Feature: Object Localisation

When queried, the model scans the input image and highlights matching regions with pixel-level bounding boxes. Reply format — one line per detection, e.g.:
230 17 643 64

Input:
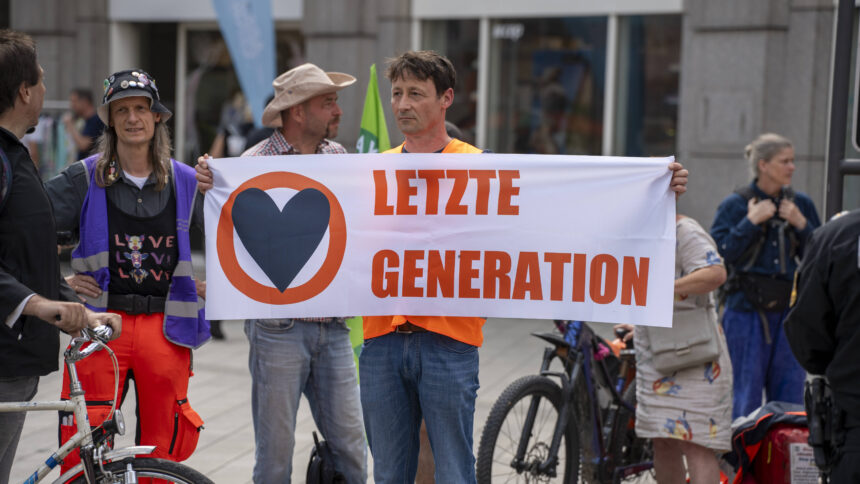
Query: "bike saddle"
531 332 571 349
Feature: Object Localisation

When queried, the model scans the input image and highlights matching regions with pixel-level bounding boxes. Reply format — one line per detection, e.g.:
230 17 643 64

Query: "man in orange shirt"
360 50 689 483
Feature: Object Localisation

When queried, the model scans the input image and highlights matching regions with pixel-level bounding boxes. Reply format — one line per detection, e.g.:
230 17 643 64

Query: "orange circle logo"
216 172 346 304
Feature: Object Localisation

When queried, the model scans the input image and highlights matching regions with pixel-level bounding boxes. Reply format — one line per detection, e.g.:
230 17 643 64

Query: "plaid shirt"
244 129 346 323
242 129 348 156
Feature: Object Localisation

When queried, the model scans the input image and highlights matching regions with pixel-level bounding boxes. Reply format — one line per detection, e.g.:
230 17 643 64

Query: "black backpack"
307 431 346 484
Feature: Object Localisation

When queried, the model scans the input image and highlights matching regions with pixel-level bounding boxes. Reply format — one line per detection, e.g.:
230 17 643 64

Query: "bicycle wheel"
476 375 579 484
607 381 654 484
70 457 214 484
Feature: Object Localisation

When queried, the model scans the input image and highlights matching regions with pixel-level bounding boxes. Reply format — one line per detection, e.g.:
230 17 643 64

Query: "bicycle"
476 320 653 483
0 325 213 484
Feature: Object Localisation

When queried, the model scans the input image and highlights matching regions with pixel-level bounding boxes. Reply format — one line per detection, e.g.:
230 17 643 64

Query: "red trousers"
58 310 202 474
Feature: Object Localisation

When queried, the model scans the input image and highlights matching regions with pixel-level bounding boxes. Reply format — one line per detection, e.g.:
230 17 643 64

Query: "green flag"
346 316 363 378
356 64 391 153
350 65 390 377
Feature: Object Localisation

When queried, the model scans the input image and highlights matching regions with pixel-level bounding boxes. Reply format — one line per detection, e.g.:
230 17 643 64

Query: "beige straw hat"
261 63 356 128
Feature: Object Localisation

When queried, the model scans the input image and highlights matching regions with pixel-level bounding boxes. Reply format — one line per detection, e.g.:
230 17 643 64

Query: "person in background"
618 214 732 483
710 133 820 419
63 87 104 161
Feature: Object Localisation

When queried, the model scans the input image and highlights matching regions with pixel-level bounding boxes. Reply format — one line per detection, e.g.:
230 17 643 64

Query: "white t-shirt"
123 171 148 189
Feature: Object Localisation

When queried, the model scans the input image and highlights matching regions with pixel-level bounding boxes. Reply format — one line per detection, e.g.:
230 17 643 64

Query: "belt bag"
738 273 793 312
646 306 721 374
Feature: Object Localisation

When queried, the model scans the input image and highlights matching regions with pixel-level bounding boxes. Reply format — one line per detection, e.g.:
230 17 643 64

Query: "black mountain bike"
476 320 654 483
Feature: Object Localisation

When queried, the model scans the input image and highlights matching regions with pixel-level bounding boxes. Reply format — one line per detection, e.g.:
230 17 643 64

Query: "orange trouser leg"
128 311 192 461
58 310 193 479
59 310 133 475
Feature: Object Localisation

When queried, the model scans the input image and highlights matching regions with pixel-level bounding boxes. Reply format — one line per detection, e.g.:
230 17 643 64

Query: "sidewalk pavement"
11 317 611 483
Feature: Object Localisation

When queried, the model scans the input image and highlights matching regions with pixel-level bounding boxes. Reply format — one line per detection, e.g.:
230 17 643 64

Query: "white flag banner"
203 153 677 327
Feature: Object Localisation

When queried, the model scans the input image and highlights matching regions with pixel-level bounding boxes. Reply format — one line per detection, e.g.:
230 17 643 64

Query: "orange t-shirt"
363 138 486 346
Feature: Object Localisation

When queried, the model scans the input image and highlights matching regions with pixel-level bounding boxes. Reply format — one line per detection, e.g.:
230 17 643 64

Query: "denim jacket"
710 180 820 312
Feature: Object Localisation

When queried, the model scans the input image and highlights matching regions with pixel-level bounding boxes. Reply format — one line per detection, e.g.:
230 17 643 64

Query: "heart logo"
232 188 330 292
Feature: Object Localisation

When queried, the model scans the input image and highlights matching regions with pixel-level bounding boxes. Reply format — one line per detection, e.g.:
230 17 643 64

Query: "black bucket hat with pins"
97 69 172 124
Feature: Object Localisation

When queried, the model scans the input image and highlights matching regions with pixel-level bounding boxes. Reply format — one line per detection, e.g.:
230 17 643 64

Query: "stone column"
11 0 110 105
676 0 834 225
302 0 411 151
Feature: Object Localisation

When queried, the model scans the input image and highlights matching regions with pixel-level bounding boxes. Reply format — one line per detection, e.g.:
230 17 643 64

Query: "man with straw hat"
196 63 366 483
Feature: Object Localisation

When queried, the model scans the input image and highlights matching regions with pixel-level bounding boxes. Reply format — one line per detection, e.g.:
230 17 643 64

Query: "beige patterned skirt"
633 319 734 452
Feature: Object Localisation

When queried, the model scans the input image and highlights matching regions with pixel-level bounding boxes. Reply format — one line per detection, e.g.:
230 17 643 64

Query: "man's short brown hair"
386 50 456 97
0 29 40 115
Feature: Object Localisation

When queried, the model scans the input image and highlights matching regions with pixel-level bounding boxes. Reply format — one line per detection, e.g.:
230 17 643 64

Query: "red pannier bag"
725 401 818 484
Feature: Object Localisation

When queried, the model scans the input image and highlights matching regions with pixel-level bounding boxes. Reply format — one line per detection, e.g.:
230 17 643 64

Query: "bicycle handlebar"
66 325 114 361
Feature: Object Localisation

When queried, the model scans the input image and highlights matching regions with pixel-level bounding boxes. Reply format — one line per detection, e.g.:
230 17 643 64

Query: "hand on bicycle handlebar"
22 295 87 335
85 310 122 341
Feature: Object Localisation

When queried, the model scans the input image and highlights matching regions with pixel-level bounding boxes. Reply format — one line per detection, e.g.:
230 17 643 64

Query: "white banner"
203 154 677 327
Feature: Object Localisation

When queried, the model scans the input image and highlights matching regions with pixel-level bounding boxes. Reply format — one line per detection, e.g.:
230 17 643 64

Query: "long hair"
93 121 172 190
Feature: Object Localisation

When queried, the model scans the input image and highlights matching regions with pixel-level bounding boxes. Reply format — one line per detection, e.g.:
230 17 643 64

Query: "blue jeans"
722 308 806 419
359 331 480 484
245 319 366 484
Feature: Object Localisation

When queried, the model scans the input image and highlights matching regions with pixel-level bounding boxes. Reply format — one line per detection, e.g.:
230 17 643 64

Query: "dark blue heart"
232 188 330 292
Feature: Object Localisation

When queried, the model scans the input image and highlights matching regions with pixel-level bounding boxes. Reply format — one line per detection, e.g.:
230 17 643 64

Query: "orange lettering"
458 250 481 298
402 250 424 297
469 170 496 215
418 170 445 215
621 256 649 306
572 253 586 302
498 170 520 215
427 250 455 298
371 250 399 297
445 170 469 215
513 251 543 300
395 170 418 215
544 252 571 301
483 251 512 299
373 170 394 215
589 254 618 304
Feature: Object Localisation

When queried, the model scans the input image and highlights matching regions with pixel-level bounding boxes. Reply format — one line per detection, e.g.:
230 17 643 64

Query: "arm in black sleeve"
784 230 835 374
0 263 36 321
190 190 205 234
44 160 88 236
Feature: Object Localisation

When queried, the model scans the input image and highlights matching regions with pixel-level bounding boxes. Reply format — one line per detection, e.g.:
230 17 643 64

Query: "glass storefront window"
487 17 607 154
615 15 681 157
183 28 303 163
422 19 480 145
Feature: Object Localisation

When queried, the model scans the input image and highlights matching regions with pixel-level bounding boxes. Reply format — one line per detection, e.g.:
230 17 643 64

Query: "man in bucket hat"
46 68 209 474
196 63 366 483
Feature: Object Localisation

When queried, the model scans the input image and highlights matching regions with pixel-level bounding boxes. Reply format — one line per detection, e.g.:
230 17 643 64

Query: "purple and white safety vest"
71 155 210 349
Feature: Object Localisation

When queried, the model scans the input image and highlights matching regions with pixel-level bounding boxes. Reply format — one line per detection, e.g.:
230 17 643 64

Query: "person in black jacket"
785 208 860 480
0 29 120 483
